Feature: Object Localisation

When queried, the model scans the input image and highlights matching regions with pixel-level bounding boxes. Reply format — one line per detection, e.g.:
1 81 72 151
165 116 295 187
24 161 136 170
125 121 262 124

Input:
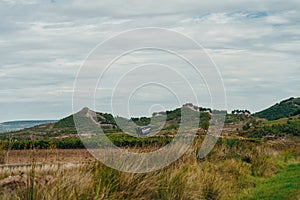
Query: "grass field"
2 149 95 164
238 163 300 200
0 137 299 200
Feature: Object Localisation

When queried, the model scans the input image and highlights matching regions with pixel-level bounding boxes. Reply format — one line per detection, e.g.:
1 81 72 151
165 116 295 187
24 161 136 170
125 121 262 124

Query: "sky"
0 0 299 122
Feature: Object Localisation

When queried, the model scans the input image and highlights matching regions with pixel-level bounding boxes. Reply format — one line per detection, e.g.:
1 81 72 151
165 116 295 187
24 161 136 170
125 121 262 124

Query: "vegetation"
232 109 251 115
98 113 117 125
238 163 300 200
0 134 173 150
0 137 299 200
0 98 300 199
225 113 250 123
53 115 75 128
254 97 300 120
131 117 151 126
242 115 300 138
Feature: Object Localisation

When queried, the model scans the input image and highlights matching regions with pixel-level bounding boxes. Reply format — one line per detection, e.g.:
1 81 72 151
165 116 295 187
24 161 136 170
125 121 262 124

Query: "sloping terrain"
0 104 212 141
1 98 299 148
0 120 57 133
254 97 300 120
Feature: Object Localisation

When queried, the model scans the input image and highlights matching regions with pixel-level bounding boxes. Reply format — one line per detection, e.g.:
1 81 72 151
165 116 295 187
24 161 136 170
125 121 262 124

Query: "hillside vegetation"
254 97 300 120
240 115 300 138
0 104 212 141
1 98 300 149
0 98 299 199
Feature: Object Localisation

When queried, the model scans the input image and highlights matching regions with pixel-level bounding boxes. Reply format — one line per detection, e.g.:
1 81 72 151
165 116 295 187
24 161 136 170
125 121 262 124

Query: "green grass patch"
238 163 300 200
263 117 289 125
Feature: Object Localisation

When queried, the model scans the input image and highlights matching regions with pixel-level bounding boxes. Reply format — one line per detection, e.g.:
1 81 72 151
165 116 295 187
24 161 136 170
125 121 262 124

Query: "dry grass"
0 137 298 200
3 149 95 165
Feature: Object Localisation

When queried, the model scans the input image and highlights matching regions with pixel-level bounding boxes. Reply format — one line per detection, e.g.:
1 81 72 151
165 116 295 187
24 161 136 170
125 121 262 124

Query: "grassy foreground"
0 137 299 200
238 163 300 200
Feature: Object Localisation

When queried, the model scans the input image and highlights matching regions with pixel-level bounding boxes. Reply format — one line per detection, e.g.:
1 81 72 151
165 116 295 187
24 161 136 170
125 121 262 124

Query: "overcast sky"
0 0 299 122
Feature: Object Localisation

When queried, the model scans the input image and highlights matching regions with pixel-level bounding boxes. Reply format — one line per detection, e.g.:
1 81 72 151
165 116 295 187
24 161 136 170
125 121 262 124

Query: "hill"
0 104 212 141
0 120 57 133
1 98 299 148
254 97 300 120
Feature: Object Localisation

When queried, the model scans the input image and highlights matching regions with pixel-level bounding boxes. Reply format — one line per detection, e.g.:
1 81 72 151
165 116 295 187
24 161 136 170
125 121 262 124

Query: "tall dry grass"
0 137 298 200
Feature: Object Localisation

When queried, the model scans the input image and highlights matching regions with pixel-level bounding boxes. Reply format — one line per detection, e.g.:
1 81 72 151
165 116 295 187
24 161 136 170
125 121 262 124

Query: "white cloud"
0 71 6 77
0 1 299 121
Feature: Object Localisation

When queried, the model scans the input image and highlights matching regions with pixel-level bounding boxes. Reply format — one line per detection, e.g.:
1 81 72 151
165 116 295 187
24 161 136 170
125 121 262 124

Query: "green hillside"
2 99 300 147
254 97 300 120
0 104 212 140
241 115 300 138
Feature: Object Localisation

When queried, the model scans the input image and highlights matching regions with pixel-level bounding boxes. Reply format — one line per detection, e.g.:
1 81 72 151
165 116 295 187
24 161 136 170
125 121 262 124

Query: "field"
238 163 300 200
0 103 299 199
0 136 299 200
2 149 95 165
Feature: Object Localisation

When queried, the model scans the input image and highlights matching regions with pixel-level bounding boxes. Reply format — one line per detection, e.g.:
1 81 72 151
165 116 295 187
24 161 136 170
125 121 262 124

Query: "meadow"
0 136 299 200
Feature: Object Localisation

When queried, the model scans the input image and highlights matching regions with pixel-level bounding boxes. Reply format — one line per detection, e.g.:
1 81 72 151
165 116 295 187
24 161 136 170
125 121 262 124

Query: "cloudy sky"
0 0 299 122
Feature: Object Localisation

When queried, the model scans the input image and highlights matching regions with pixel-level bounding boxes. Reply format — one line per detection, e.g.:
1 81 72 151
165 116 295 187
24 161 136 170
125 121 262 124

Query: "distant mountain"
1 104 212 140
2 99 299 143
0 120 57 133
254 97 300 120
